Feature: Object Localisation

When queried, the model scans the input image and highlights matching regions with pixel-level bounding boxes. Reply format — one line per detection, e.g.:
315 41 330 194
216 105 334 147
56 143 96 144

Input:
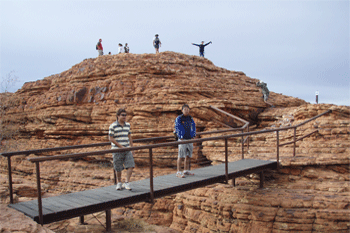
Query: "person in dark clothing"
153 34 161 54
192 41 212 57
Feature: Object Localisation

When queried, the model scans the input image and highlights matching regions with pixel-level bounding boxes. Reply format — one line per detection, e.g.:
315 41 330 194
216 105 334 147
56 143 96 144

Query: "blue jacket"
175 114 196 139
192 42 211 53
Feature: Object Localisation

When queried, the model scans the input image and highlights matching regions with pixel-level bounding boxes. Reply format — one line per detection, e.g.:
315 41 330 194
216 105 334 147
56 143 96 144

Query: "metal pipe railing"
1 126 245 203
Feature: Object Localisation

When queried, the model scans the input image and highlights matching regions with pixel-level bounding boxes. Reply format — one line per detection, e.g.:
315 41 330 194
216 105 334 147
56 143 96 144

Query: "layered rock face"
0 52 349 233
1 52 304 145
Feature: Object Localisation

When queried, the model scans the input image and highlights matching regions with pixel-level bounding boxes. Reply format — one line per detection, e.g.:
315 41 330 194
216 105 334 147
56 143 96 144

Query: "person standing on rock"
96 39 103 56
174 104 196 178
153 34 161 54
118 43 124 54
109 108 135 190
124 43 130 53
192 41 212 57
256 80 273 107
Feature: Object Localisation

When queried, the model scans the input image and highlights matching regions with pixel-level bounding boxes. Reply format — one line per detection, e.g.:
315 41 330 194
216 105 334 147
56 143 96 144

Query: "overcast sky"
1 0 349 106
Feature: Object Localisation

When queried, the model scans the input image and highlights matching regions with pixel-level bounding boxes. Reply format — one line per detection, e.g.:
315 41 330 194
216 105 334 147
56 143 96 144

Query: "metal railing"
1 106 249 204
1 109 331 225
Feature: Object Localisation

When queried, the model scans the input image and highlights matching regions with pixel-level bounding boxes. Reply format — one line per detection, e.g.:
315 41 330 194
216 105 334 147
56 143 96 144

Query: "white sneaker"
176 172 185 178
123 182 132 190
116 182 123 190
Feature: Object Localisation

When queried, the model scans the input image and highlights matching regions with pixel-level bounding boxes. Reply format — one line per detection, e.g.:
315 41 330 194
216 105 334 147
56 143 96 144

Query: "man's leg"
126 167 133 183
177 157 183 172
184 156 189 171
183 144 194 175
116 171 122 183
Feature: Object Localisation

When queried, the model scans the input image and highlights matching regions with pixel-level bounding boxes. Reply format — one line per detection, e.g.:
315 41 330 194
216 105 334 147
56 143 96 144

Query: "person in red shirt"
96 39 103 56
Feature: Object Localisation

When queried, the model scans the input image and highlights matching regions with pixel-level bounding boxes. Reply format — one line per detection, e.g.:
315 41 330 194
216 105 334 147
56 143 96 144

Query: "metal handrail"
1 128 246 158
210 105 250 158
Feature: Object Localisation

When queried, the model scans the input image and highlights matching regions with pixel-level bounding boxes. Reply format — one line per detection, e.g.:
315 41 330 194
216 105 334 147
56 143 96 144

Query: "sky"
1 0 349 106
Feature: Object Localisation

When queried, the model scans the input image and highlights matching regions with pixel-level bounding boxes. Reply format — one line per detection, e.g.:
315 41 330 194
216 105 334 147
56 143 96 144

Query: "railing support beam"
149 148 154 204
106 209 111 232
276 131 280 165
260 171 264 188
35 162 43 225
241 130 244 159
79 216 84 225
225 138 228 183
7 156 14 204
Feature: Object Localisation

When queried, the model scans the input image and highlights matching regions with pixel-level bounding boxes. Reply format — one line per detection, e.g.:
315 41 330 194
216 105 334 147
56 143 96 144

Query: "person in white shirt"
118 43 124 54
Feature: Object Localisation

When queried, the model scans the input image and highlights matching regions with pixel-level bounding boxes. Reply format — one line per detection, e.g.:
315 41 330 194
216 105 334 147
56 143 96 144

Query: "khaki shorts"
112 151 135 172
178 141 193 158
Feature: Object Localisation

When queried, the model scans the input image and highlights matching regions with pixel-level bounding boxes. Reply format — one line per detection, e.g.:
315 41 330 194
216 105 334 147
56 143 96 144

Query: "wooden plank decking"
9 159 277 224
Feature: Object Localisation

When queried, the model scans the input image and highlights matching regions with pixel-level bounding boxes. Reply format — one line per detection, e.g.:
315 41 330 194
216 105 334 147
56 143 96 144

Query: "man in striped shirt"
109 109 135 190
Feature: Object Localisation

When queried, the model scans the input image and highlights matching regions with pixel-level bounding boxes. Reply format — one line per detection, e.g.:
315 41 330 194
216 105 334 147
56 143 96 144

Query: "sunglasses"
120 114 127 117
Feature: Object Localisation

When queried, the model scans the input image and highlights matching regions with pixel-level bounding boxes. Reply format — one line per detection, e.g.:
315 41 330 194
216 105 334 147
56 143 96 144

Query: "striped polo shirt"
108 121 131 148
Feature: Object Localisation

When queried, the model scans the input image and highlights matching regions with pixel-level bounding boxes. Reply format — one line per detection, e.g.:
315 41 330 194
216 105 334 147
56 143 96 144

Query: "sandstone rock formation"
0 52 349 233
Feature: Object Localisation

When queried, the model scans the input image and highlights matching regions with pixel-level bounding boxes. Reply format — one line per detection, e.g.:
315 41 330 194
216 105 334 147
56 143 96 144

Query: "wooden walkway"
9 159 277 225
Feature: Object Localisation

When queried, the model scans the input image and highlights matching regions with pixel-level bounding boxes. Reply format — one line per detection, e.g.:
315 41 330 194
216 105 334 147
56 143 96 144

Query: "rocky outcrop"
0 52 349 233
2 52 305 144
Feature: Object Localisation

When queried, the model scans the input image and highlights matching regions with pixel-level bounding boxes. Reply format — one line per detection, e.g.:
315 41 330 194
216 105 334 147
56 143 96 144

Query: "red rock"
0 52 349 232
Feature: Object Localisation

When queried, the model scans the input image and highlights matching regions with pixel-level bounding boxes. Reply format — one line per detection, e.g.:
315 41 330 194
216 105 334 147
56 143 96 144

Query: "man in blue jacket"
174 104 196 178
192 41 212 57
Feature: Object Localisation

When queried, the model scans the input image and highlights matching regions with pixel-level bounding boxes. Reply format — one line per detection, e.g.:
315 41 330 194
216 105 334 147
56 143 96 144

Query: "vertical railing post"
241 130 244 159
79 216 84 225
149 148 154 203
35 161 43 225
259 171 264 188
106 209 111 232
276 131 280 164
225 138 228 184
247 125 250 150
113 169 117 185
293 127 296 157
7 156 14 204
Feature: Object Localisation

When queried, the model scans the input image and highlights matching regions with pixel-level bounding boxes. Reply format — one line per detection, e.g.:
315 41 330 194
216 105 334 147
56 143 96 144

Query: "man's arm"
191 118 196 138
204 41 212 46
192 43 200 47
175 116 183 139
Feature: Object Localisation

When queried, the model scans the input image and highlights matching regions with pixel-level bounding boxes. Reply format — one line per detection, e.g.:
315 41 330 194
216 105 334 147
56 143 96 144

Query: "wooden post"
241 130 244 159
106 209 111 232
79 216 84 225
7 156 14 204
260 171 264 188
225 138 228 184
276 131 280 165
113 169 117 185
35 162 43 225
247 125 250 150
231 178 236 187
149 148 154 203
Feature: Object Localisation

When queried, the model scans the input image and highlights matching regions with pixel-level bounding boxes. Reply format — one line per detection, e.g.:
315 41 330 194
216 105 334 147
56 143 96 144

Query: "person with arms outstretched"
192 41 212 57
